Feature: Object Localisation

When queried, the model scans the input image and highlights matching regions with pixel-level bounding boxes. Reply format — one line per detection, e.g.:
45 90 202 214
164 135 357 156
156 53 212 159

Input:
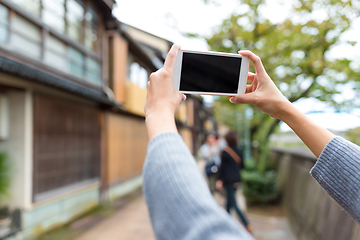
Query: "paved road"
74 195 154 240
73 159 296 240
74 193 296 240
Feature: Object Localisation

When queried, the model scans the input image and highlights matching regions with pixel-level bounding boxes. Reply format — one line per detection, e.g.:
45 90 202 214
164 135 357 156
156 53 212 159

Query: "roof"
100 0 116 9
0 55 119 107
118 22 173 71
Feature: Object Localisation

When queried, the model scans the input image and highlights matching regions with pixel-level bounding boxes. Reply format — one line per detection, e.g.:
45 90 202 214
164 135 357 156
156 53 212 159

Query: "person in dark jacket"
216 132 252 232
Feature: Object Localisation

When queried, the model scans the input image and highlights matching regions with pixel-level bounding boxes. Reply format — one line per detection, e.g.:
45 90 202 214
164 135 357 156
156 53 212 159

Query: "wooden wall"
33 93 101 202
271 148 360 240
179 128 193 155
125 82 147 116
106 113 147 185
109 31 128 104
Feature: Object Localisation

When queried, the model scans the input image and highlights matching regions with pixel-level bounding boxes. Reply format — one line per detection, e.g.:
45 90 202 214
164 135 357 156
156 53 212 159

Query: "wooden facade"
0 1 214 238
33 93 101 202
106 113 147 185
0 0 116 238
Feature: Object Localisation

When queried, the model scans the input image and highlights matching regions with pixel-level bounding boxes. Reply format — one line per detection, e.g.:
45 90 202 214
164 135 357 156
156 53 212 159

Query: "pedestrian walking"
216 131 252 232
199 132 221 193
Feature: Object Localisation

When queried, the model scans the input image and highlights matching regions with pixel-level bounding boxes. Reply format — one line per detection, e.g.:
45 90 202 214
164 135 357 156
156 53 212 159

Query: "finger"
163 44 181 72
245 85 253 93
238 50 267 76
247 72 256 82
149 71 158 81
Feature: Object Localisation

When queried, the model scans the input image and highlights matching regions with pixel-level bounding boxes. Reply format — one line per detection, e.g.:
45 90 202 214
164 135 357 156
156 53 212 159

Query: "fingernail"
182 94 187 102
229 97 236 103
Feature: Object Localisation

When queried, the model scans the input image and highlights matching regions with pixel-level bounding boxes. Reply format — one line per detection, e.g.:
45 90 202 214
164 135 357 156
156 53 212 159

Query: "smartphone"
173 49 249 96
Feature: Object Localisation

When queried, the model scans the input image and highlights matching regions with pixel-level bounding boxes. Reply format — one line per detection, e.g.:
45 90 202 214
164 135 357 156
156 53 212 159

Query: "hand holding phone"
173 50 249 96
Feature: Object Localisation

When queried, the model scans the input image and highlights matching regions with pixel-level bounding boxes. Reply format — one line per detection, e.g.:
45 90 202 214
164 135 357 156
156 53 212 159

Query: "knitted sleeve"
143 132 253 240
310 136 360 224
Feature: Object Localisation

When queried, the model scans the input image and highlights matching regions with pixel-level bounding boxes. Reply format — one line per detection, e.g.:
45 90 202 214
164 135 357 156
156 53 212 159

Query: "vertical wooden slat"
33 93 101 201
110 32 128 104
106 113 147 185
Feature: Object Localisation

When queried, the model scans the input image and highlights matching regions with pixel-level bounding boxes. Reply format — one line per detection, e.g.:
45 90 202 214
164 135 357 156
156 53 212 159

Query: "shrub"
0 153 11 203
241 169 279 204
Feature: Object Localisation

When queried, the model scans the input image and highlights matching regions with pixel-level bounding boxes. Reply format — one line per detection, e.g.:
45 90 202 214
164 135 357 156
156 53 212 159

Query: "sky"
113 0 360 132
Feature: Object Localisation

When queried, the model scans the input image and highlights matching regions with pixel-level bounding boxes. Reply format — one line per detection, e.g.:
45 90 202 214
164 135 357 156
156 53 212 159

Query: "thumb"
230 93 255 105
181 94 187 102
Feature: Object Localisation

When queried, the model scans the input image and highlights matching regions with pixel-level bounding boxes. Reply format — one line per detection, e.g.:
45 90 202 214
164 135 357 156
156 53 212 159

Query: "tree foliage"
0 153 11 203
205 0 360 171
344 127 360 145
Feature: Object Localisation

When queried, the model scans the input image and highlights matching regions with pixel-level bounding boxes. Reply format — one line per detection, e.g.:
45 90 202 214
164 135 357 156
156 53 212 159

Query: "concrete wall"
271 148 360 240
8 184 99 240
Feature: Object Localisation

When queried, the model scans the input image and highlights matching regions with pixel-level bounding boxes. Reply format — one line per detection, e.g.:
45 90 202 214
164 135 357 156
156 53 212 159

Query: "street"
66 159 296 240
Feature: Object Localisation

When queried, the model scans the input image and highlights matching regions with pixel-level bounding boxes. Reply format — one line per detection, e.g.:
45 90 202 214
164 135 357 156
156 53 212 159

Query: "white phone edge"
173 49 249 96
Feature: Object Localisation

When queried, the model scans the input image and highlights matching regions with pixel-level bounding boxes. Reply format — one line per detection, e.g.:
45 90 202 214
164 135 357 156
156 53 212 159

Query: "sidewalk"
74 195 154 240
39 160 296 240
70 193 295 240
70 159 296 240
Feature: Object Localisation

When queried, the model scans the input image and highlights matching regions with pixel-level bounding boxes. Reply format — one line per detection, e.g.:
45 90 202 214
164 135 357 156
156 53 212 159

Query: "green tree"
0 153 11 204
202 0 360 172
344 127 360 145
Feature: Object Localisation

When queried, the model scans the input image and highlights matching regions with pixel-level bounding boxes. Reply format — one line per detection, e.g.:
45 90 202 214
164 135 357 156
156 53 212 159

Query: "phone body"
173 49 249 96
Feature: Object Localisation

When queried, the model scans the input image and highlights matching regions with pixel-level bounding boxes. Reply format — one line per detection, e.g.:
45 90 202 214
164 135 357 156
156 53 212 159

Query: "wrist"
145 111 178 140
275 100 298 122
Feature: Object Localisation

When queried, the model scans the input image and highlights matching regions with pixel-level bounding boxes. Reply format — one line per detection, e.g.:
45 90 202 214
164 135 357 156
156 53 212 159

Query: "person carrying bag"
216 132 252 232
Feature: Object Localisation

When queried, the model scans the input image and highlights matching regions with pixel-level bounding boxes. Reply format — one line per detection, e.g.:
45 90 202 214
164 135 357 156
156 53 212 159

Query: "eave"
0 55 119 107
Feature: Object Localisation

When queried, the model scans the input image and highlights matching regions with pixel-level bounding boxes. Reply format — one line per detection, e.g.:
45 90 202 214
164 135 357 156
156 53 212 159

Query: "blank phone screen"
179 52 242 93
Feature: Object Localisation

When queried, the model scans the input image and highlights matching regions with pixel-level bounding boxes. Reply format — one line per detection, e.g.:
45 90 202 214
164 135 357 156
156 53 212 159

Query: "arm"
143 133 253 239
231 50 334 158
231 50 360 222
310 136 360 224
144 45 253 240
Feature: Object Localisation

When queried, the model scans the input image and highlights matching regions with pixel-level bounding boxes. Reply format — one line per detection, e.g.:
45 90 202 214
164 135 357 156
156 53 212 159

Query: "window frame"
0 4 10 44
0 1 104 88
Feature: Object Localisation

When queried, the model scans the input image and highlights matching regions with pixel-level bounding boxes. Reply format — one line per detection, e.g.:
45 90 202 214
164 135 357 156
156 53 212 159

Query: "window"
86 57 102 84
11 14 42 60
2 1 103 86
9 0 100 52
67 0 84 43
0 4 9 44
43 0 65 33
84 7 99 51
68 49 102 86
12 0 41 17
129 62 149 89
69 47 85 79
44 34 68 71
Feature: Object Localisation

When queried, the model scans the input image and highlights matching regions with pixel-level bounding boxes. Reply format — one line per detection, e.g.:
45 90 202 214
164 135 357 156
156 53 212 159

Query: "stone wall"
271 148 360 240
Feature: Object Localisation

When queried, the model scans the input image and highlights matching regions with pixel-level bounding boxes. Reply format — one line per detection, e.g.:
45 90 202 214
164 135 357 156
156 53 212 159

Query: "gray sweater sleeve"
310 136 360 224
143 133 253 240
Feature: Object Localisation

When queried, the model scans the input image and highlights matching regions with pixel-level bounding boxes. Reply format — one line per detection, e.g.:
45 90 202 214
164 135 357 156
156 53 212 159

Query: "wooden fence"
271 148 360 240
